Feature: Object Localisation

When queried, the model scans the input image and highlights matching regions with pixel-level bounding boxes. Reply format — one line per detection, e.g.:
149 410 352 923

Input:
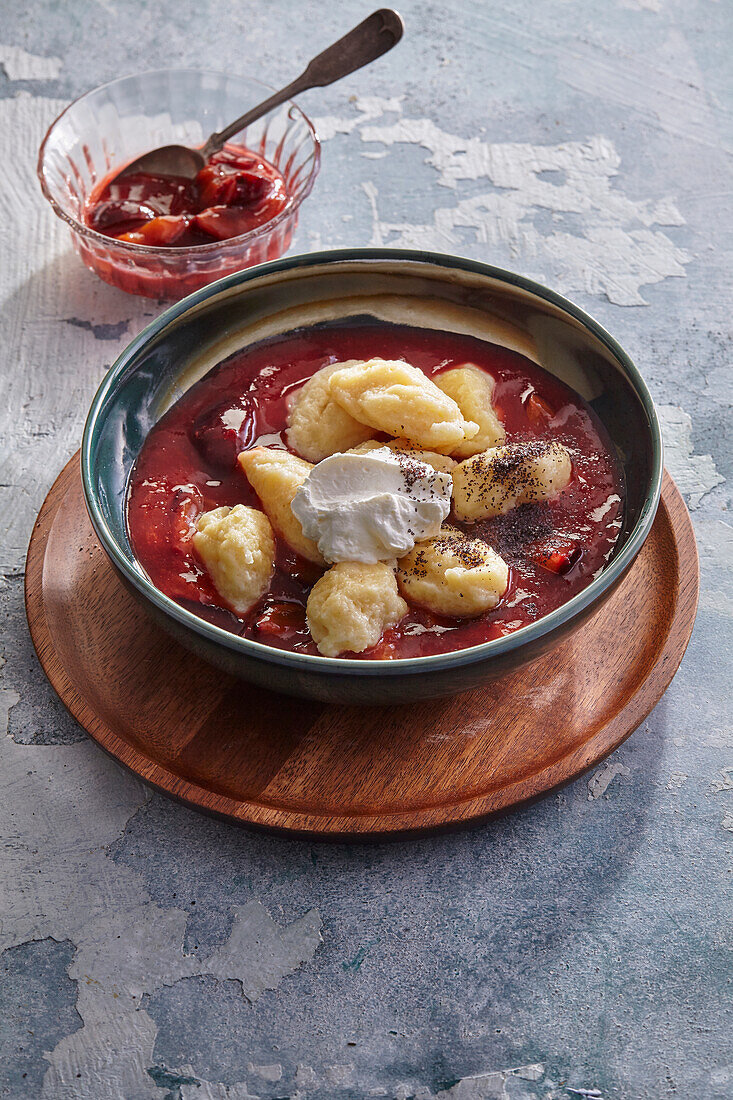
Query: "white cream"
291 447 452 563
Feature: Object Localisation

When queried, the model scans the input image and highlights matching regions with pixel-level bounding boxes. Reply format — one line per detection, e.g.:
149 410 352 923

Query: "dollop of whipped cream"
291 447 452 563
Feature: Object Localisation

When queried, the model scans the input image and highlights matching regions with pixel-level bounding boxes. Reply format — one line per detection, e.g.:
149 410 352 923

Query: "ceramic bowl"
38 69 320 299
82 250 663 703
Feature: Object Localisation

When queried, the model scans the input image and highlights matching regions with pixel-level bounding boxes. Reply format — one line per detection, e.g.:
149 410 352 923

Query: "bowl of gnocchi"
82 249 662 703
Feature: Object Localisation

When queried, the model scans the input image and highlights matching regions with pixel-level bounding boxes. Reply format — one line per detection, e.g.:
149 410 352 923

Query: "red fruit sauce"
84 143 290 247
127 322 625 659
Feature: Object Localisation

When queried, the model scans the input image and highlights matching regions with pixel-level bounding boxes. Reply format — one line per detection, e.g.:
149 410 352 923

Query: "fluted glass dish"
38 69 320 299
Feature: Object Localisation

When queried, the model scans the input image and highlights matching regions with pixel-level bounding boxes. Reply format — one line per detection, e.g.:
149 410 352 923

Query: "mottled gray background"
0 1 731 1098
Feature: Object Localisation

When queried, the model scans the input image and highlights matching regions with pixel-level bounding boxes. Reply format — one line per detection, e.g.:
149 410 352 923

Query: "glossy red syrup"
84 143 289 247
127 323 625 659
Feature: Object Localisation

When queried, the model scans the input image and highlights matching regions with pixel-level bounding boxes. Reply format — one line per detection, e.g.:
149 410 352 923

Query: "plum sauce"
127 322 625 659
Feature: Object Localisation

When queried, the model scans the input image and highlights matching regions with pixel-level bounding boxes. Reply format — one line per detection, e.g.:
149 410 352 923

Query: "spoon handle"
202 8 404 158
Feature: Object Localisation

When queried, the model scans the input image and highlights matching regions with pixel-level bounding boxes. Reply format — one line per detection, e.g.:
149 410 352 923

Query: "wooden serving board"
25 457 699 838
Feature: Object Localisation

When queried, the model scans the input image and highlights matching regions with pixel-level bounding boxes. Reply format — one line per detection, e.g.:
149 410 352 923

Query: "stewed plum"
190 396 258 471
84 143 289 248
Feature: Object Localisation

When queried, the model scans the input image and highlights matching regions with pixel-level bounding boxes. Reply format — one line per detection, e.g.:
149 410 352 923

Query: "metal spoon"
116 9 404 181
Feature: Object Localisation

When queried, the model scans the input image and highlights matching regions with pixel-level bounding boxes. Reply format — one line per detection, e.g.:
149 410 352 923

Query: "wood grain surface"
25 456 699 839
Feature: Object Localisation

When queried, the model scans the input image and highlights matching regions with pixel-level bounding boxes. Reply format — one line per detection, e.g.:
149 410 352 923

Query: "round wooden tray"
26 457 698 838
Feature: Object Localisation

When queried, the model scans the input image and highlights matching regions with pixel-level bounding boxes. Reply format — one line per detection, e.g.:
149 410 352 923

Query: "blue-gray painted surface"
0 2 730 1098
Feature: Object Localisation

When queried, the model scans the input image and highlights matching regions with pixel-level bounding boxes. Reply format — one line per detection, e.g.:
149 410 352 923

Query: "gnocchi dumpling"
397 526 509 618
286 361 374 462
193 505 275 614
238 446 325 565
435 364 505 457
349 437 456 474
452 440 572 522
306 561 408 657
327 358 479 453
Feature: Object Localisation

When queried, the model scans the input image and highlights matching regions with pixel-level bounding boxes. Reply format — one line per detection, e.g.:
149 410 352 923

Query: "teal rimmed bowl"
82 249 663 703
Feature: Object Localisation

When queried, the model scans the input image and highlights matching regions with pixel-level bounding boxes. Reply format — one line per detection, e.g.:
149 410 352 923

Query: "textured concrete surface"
1 1 731 1097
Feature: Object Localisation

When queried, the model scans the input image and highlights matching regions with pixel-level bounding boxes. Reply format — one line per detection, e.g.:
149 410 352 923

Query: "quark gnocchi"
348 437 456 474
286 361 374 462
193 505 275 614
306 562 408 657
127 321 624 659
327 358 479 452
452 440 573 522
238 446 325 565
435 364 506 458
398 526 509 618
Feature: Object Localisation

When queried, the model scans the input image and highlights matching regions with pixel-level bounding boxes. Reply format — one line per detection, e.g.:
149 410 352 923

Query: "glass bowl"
38 69 320 299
